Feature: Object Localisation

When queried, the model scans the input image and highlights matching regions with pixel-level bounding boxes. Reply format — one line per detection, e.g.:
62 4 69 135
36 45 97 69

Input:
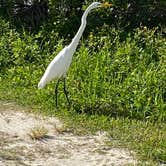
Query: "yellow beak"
101 2 113 7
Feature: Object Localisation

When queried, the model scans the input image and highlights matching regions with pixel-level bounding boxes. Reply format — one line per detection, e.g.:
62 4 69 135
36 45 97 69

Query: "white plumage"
38 2 112 106
38 46 72 88
38 2 112 89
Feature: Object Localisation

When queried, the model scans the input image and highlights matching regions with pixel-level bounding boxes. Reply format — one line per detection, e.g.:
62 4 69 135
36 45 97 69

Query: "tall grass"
0 18 165 121
68 28 166 121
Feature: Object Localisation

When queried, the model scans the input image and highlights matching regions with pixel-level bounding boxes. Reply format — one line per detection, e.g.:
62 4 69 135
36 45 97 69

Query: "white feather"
38 2 111 89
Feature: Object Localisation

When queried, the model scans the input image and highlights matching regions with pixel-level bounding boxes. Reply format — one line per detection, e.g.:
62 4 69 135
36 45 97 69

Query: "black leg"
55 79 60 107
63 78 70 106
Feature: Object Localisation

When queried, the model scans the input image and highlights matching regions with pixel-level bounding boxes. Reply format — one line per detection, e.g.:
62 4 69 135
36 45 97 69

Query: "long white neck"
69 5 94 49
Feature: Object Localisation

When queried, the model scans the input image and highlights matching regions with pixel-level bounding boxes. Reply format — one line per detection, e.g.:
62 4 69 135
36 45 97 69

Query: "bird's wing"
38 47 69 88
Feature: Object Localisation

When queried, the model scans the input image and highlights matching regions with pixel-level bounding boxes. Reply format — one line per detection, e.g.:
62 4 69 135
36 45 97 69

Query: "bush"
0 18 165 121
1 0 165 35
0 17 60 70
68 28 166 120
0 24 41 70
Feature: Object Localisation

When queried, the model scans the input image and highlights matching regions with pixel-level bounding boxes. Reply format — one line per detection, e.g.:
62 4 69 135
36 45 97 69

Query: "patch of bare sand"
0 101 137 166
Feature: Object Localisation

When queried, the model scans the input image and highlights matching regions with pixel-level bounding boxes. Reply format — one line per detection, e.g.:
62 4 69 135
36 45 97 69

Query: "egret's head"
90 2 113 9
90 2 102 8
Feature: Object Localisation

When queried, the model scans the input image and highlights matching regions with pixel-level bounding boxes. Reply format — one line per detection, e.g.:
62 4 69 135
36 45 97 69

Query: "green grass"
0 18 166 165
0 80 166 165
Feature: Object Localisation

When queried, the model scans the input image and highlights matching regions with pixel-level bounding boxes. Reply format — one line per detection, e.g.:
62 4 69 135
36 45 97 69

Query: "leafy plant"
0 18 165 121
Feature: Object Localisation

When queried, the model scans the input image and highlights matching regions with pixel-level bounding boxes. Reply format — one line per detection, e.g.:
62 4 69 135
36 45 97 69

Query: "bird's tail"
38 77 46 89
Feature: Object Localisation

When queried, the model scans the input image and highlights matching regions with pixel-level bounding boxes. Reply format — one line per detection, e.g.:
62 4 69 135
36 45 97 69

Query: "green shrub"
67 28 165 120
0 17 59 70
1 0 165 36
0 18 165 121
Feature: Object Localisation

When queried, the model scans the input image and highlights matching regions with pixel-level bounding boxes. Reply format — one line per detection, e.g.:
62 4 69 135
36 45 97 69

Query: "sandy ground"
0 101 137 166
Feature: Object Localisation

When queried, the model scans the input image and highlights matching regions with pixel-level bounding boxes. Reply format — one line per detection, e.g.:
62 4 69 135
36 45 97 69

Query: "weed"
28 126 48 140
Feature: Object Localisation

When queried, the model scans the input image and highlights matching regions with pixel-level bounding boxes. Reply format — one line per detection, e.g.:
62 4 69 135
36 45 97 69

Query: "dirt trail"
0 101 137 166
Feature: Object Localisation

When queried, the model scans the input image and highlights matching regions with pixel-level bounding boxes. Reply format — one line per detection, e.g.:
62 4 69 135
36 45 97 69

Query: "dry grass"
54 125 71 134
28 126 48 140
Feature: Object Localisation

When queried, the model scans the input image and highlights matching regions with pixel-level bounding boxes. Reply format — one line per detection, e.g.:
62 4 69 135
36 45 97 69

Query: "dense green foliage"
0 17 165 121
0 0 165 35
48 0 166 37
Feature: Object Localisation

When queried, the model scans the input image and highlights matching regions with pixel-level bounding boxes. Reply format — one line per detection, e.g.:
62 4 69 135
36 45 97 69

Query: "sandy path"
0 101 137 166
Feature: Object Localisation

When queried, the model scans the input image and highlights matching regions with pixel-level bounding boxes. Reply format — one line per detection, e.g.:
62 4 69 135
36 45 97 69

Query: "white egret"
38 2 112 107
